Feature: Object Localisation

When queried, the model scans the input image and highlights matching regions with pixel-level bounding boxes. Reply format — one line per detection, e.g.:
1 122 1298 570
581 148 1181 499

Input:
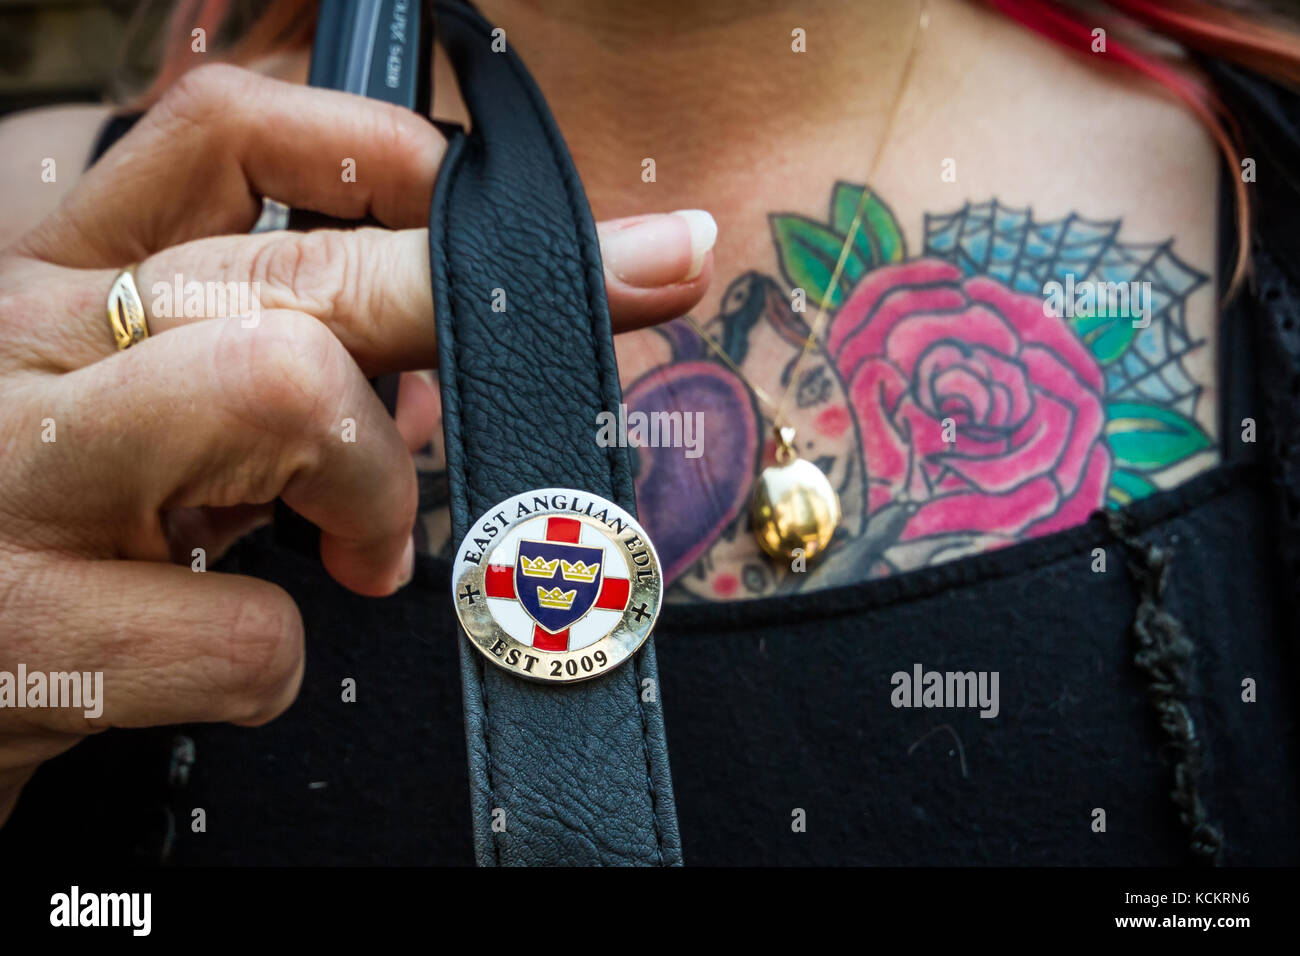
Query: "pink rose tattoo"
829 259 1111 544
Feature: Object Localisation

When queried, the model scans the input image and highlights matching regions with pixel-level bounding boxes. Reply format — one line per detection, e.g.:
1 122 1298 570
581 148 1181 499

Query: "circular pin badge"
451 488 662 684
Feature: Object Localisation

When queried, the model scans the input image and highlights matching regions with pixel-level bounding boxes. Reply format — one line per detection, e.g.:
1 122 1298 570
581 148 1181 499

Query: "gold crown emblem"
520 555 560 577
536 586 577 610
560 559 600 583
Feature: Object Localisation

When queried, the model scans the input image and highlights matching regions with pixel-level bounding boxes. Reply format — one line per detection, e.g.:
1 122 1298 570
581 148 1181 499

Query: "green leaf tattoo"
830 182 905 266
1070 310 1139 365
1104 402 1213 472
770 184 907 311
769 214 855 309
1107 468 1159 507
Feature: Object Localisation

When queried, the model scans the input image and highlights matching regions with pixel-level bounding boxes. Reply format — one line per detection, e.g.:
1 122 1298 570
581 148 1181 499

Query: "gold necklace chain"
682 0 930 430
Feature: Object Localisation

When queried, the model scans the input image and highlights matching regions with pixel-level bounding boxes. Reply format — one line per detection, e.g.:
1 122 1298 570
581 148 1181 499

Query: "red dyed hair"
136 0 1300 292
140 0 317 100
984 0 1300 292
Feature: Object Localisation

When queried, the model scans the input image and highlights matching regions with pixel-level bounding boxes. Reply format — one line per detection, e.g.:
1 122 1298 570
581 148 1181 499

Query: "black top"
3 57 1298 867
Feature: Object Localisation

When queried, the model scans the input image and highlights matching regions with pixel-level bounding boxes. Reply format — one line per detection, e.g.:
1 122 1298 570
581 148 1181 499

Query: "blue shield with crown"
515 539 605 633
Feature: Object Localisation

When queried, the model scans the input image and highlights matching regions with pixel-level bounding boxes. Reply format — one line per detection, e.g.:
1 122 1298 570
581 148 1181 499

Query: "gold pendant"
751 426 841 563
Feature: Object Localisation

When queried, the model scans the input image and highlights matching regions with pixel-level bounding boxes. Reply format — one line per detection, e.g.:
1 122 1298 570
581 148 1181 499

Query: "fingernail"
674 209 719 280
397 536 415 589
599 209 717 288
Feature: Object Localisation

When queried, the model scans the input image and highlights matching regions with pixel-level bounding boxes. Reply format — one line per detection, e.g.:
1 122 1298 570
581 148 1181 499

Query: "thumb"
599 209 717 330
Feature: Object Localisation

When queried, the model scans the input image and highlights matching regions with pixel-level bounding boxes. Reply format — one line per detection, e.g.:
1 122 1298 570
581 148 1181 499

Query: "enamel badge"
451 488 662 684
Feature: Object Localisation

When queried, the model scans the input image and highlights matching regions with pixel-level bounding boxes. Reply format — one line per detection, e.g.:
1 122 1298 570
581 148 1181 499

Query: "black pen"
293 0 433 416
275 0 433 555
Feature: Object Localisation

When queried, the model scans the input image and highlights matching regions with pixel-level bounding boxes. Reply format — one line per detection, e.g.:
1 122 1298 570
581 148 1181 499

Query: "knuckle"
215 310 349 437
388 483 420 550
0 258 78 370
330 227 390 359
360 458 418 547
156 63 247 126
0 266 38 346
371 106 427 173
247 232 350 320
218 590 304 724
395 458 420 528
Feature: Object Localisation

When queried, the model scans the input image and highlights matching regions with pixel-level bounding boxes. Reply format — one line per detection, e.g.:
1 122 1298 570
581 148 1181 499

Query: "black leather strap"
429 0 682 865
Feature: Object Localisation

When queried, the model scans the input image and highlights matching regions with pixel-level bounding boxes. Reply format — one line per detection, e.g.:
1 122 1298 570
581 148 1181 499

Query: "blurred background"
2 0 143 115
0 0 270 116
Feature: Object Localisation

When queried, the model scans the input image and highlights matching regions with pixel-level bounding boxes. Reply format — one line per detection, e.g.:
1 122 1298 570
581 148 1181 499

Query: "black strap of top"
1203 59 1300 616
428 0 682 865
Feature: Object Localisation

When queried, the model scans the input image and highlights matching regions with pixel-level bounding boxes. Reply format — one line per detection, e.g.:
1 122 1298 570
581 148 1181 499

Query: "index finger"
16 64 445 268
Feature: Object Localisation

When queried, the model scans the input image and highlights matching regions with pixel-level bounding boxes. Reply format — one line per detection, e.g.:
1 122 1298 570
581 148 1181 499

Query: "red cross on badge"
482 516 631 651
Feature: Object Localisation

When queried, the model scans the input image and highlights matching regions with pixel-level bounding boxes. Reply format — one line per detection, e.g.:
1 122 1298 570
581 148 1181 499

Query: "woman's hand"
0 64 713 824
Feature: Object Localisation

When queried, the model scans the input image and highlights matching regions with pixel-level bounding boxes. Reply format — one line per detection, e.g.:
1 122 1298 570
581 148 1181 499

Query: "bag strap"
429 0 682 866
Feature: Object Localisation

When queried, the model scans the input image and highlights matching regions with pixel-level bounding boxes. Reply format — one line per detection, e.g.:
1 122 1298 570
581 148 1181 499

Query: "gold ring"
107 265 149 350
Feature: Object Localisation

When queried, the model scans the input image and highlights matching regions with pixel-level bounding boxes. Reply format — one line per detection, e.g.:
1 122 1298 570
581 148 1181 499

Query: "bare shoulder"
904 0 1219 258
0 50 310 254
0 104 114 250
